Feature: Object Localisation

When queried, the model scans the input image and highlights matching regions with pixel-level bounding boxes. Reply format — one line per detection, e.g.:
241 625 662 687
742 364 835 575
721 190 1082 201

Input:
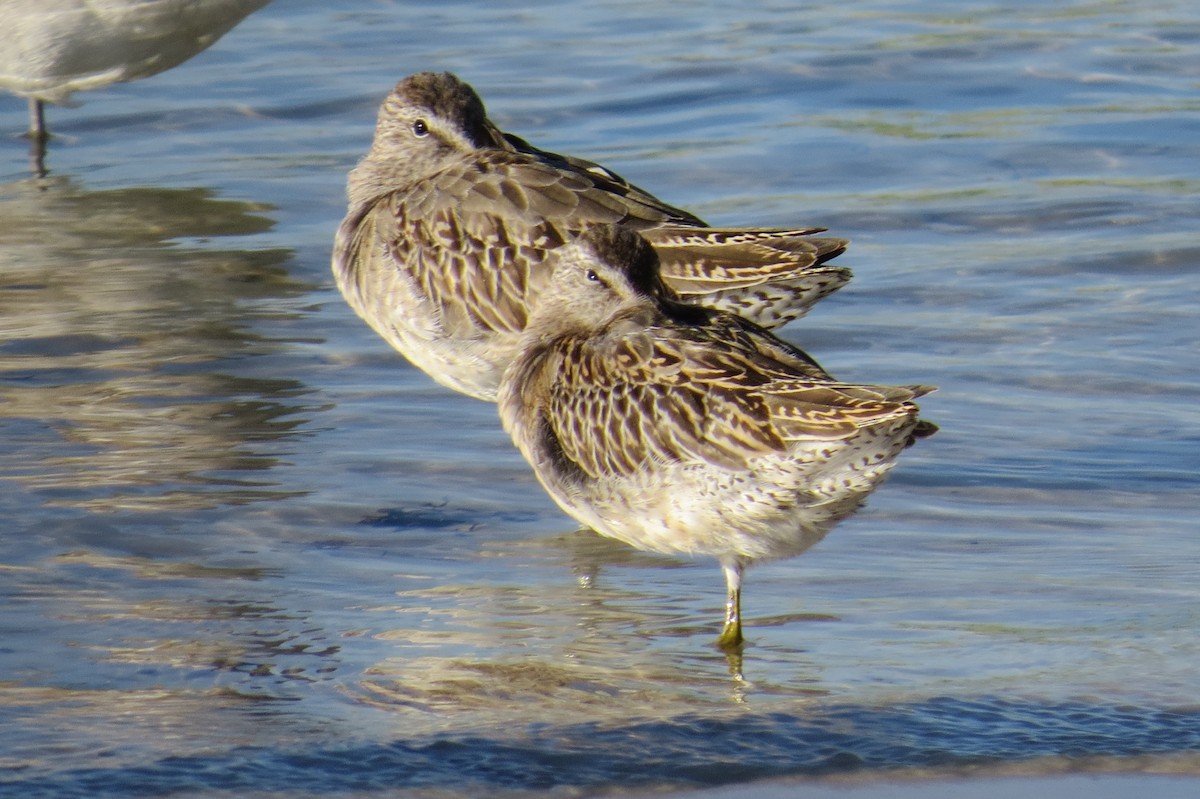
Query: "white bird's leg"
28 98 47 141
27 99 48 177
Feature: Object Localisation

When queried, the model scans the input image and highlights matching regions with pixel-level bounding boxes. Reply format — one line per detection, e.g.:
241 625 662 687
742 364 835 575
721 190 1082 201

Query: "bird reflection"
0 176 316 511
0 0 272 175
341 519 830 714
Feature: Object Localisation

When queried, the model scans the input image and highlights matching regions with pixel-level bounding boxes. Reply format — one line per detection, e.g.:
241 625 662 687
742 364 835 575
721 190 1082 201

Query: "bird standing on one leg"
0 0 271 174
498 224 936 649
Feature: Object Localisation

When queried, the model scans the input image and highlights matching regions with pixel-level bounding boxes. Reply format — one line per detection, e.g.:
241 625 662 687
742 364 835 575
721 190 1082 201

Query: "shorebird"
0 0 270 173
498 225 936 649
334 71 851 402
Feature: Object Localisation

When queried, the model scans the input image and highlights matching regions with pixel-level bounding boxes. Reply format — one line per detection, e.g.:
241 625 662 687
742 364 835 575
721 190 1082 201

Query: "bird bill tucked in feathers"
498 224 936 649
333 71 852 401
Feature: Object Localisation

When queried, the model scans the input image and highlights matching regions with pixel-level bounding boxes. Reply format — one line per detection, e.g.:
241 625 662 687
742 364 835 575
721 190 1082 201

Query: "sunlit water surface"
1 1 1198 796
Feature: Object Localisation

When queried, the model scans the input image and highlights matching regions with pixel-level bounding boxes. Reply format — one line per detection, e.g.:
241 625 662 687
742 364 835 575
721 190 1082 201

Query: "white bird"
0 0 270 172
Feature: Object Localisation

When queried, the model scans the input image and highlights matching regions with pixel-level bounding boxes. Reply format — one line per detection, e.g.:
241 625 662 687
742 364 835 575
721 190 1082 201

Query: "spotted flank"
498 225 935 649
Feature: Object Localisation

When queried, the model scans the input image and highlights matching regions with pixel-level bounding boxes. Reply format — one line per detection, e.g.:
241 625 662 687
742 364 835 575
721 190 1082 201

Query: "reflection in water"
0 176 317 510
3 680 1199 796
0 175 339 778
2 1 1199 795
0 683 293 775
0 599 343 779
0 0 273 174
338 525 826 728
0 533 346 779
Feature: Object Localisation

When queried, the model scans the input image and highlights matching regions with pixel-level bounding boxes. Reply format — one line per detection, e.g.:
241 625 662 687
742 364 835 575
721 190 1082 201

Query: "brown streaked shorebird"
498 225 936 650
333 71 851 402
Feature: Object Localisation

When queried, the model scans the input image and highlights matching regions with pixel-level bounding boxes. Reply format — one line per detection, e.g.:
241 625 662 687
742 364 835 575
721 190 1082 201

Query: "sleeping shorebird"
334 71 851 401
498 225 936 649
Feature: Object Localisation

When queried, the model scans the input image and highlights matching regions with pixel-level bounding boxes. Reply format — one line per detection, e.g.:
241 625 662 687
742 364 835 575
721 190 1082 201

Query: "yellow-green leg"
716 561 745 650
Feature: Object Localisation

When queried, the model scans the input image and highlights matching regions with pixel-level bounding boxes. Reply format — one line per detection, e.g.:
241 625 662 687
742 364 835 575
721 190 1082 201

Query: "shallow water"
1 0 1198 796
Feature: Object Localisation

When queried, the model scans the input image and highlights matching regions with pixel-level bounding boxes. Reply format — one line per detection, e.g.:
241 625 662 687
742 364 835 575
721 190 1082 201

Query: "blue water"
1 0 1198 796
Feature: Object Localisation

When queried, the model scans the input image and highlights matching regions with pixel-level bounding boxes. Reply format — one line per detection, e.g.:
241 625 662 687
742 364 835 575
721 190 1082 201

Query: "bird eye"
412 119 429 137
585 269 601 283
